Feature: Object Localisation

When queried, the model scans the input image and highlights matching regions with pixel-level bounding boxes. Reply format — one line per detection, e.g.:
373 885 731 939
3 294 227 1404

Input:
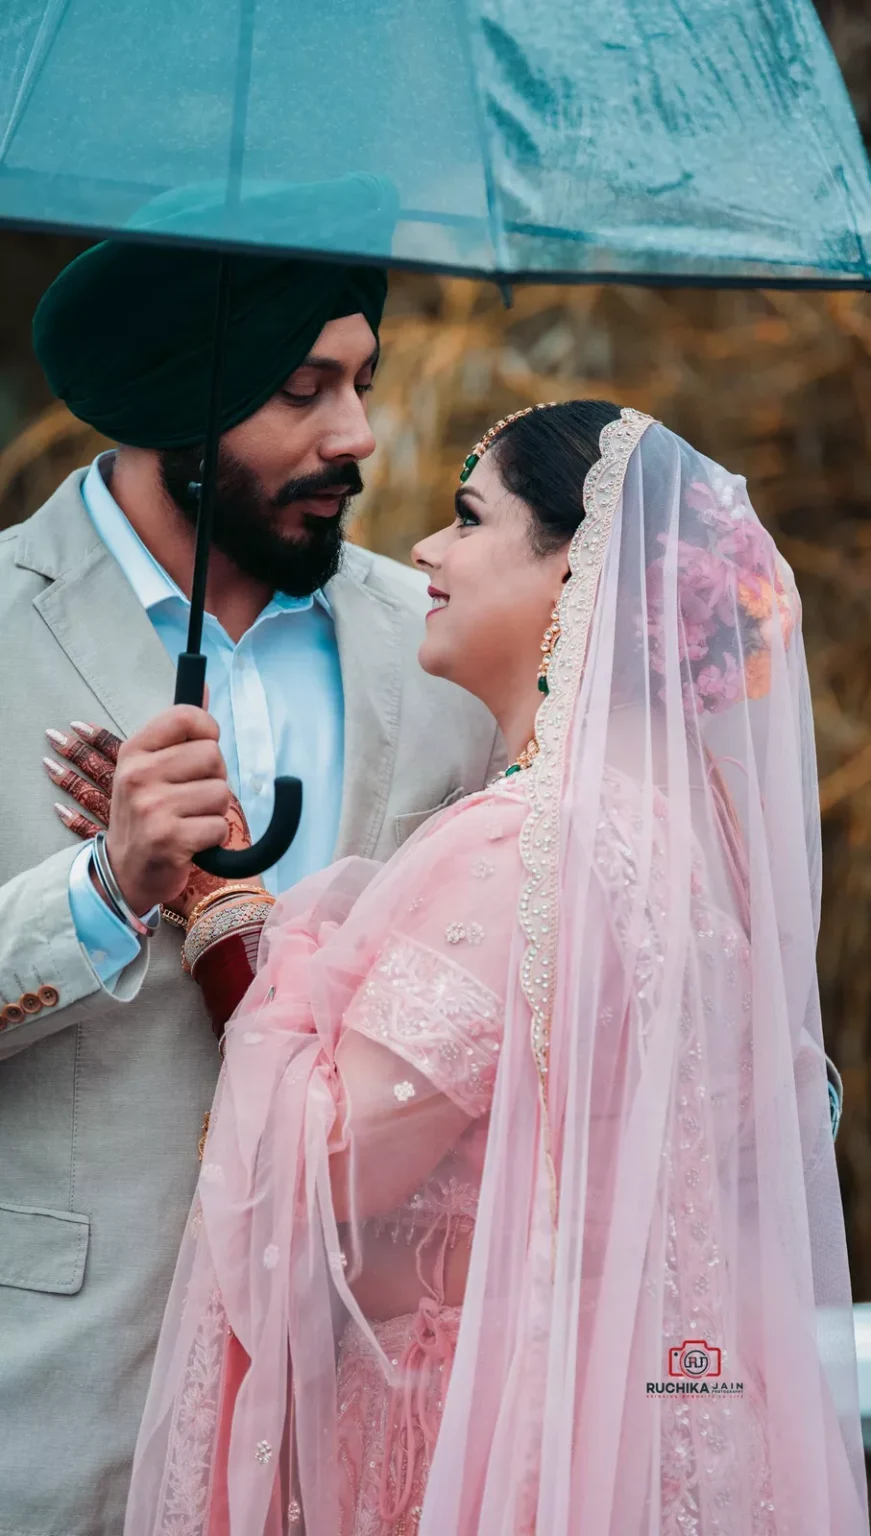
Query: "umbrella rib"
0 0 71 168
450 0 509 274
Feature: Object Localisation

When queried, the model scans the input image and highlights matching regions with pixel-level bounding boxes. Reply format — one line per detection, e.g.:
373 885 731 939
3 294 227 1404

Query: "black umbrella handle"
175 652 303 878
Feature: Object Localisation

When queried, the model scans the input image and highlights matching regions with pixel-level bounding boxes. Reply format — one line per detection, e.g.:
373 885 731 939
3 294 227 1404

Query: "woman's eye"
456 507 481 529
356 382 374 397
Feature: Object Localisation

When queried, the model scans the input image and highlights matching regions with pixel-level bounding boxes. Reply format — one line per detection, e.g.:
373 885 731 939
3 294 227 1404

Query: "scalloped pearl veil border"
516 407 655 1117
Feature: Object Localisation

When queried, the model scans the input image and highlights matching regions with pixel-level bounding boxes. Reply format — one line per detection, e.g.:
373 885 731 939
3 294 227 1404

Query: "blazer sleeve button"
20 992 43 1015
1 1003 25 1027
37 985 60 1008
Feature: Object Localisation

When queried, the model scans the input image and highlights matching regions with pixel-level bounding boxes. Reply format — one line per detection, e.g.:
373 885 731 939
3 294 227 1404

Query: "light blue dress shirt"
68 452 345 989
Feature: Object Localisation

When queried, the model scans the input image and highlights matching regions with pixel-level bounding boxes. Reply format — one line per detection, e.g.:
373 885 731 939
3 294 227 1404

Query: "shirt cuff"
67 843 155 993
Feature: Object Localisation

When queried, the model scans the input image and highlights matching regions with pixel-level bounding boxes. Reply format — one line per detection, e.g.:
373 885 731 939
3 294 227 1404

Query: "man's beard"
159 445 363 597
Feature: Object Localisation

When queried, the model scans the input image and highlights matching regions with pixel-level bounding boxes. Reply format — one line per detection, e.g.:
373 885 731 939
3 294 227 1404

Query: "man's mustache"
272 463 364 509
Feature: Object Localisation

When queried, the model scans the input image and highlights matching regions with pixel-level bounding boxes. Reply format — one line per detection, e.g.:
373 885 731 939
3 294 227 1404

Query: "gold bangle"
160 906 187 929
182 895 276 974
185 884 270 933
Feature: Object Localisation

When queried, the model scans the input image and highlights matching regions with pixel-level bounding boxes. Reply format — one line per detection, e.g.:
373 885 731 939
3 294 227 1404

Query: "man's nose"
320 391 376 464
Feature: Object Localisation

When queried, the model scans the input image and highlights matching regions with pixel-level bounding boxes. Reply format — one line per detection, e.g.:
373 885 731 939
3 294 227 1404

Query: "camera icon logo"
668 1340 722 1379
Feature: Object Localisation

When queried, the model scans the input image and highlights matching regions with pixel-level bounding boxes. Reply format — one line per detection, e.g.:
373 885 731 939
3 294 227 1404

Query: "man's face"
159 312 378 597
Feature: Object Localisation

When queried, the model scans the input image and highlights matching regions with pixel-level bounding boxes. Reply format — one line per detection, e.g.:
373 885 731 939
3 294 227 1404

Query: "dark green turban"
32 174 397 449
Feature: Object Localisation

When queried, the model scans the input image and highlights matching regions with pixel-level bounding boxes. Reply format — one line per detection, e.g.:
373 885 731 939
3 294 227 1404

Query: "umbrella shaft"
185 254 234 663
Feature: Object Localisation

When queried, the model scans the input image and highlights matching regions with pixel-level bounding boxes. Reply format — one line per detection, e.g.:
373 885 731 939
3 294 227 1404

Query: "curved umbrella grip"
174 651 303 878
192 776 303 878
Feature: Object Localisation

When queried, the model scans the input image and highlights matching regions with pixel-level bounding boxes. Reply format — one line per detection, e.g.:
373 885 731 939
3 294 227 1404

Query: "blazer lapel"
328 545 404 860
16 471 177 738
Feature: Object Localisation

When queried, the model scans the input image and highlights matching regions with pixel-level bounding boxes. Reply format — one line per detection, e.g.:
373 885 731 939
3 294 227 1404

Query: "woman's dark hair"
491 399 622 557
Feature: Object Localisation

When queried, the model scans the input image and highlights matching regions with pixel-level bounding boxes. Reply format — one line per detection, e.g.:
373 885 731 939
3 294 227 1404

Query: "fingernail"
46 728 69 749
70 721 96 740
43 756 66 781
54 802 76 827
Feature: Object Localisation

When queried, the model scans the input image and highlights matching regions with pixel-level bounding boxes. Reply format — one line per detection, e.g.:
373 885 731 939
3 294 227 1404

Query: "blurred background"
0 2 870 1298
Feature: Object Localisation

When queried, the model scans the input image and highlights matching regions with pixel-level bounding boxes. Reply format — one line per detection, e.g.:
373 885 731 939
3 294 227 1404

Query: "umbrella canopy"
0 0 870 285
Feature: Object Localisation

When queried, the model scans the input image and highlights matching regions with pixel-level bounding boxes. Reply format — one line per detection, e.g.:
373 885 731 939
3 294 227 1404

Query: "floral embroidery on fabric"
472 859 496 879
658 957 774 1535
393 1080 416 1103
444 921 484 946
344 934 501 1119
592 770 772 1532
255 1440 273 1465
336 1308 461 1536
155 1288 227 1536
370 1170 479 1245
262 1244 279 1270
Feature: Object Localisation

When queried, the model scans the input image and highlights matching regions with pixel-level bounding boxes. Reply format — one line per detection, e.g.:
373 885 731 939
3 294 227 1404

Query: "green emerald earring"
537 604 561 695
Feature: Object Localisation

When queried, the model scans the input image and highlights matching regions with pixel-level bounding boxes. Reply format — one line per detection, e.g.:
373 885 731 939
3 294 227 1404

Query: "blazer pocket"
393 786 468 849
0 1201 89 1295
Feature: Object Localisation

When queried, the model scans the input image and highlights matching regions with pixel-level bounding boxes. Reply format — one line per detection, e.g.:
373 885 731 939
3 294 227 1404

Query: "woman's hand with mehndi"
43 718 260 923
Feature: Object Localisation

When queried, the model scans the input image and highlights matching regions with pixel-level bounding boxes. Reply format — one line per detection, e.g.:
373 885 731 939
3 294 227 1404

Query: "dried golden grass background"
1 258 871 1297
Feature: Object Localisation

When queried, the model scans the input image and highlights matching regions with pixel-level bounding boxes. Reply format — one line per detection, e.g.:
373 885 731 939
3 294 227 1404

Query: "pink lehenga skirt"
335 1301 462 1536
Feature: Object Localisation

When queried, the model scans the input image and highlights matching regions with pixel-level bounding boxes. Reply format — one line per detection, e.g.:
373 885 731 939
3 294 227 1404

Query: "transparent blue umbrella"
1 0 869 284
2 0 869 877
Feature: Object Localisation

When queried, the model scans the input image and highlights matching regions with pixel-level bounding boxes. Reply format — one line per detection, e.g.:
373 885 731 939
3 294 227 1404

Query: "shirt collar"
81 452 332 620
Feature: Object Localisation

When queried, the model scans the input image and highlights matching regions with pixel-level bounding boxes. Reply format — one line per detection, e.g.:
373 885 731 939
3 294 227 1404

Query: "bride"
58 403 868 1532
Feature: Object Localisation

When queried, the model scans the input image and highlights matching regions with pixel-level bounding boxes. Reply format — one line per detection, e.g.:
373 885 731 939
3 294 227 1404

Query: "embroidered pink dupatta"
126 411 867 1535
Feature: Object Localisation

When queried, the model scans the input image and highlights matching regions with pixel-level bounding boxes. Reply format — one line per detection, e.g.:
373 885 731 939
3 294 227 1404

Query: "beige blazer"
0 471 504 1536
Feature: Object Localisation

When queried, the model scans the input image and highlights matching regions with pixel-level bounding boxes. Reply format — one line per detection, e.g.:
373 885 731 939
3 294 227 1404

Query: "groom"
0 182 503 1536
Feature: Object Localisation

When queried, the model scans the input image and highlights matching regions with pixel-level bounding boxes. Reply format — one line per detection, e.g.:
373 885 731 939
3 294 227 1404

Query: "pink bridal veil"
126 410 868 1535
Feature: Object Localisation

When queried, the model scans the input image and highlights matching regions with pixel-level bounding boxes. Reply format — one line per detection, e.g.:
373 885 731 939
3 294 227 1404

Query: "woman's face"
412 452 570 715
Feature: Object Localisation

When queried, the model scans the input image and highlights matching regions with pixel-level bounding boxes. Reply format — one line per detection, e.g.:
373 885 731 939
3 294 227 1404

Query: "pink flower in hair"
685 475 748 534
695 652 744 712
642 473 798 718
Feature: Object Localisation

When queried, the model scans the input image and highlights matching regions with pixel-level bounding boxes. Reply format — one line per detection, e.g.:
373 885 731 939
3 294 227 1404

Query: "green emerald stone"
505 763 521 776
464 454 478 468
537 674 549 694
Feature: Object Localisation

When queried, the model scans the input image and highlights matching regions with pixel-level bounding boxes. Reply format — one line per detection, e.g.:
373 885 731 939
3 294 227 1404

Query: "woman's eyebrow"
454 485 485 515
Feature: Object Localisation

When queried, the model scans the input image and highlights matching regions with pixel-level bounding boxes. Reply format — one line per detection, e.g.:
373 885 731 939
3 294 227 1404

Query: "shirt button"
249 775 264 794
20 992 43 1015
1 1003 25 1027
38 985 60 1008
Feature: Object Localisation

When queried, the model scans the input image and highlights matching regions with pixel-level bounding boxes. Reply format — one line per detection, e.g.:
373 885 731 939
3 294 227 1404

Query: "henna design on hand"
43 758 111 825
54 802 102 840
44 720 260 922
71 722 121 764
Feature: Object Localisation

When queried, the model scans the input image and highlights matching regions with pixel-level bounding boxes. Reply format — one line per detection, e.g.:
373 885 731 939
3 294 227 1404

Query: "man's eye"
356 382 374 396
281 389 318 406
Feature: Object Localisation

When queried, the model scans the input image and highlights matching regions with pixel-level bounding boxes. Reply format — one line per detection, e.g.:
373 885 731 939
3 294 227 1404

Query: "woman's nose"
412 527 448 572
412 534 435 572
